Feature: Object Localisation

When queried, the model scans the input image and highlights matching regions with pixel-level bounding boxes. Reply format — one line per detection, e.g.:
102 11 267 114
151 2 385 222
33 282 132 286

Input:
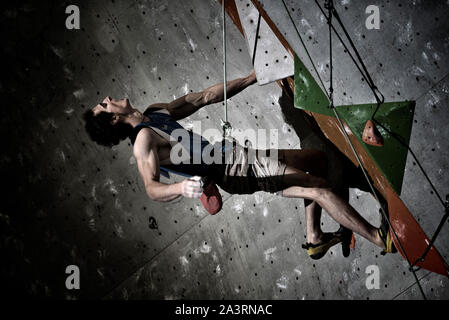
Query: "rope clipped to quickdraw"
315 0 384 146
320 0 427 299
324 0 334 109
221 0 232 138
315 0 448 274
324 0 426 299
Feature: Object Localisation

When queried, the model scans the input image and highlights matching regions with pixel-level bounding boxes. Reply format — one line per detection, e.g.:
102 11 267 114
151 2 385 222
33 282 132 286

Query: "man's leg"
305 199 323 244
281 150 326 245
281 167 384 248
278 150 384 249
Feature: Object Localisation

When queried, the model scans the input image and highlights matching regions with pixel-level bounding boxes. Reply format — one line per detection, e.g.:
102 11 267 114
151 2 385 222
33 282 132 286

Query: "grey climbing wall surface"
1 0 448 300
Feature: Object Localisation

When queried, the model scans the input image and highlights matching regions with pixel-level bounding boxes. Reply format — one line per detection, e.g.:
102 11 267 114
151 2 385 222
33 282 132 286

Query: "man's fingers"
190 184 202 191
187 177 202 189
184 187 202 198
186 186 202 194
181 177 204 198
187 183 203 198
189 181 201 188
185 192 202 199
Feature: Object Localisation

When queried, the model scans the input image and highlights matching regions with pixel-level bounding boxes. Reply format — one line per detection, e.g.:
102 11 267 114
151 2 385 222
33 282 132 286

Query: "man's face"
92 96 132 116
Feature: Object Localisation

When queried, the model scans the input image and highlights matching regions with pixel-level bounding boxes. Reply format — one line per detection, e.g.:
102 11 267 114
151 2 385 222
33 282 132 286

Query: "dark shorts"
210 144 287 195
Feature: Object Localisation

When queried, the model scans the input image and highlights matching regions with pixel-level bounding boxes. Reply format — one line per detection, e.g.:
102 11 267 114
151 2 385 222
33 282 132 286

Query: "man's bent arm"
166 71 257 120
136 146 183 202
133 131 182 201
134 130 203 202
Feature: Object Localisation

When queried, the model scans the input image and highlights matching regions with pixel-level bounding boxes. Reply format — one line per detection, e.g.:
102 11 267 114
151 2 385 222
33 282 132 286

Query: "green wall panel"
294 54 331 116
335 101 415 195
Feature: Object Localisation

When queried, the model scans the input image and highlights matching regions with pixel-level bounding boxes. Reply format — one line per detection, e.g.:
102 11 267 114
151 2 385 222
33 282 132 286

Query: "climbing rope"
322 0 426 299
281 0 432 298
317 1 385 112
221 0 232 138
321 0 427 299
325 0 334 109
252 13 262 67
373 118 449 271
314 0 448 273
281 0 329 98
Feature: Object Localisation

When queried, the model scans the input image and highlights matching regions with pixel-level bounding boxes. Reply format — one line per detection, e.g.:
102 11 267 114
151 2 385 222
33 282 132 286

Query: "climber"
82 71 396 260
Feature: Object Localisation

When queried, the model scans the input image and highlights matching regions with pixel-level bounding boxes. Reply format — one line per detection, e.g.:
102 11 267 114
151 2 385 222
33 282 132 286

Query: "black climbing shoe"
336 225 353 258
302 232 342 260
378 208 397 255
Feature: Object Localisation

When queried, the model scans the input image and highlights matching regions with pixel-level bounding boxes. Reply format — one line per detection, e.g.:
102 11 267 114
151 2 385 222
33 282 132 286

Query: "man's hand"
181 176 203 198
248 70 256 84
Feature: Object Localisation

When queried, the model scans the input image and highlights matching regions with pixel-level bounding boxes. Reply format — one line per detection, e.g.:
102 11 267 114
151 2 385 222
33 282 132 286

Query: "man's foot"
378 208 397 255
336 225 353 258
302 232 342 260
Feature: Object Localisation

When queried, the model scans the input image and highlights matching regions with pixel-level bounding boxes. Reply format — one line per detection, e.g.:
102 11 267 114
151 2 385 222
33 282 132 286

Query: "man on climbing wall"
82 71 396 260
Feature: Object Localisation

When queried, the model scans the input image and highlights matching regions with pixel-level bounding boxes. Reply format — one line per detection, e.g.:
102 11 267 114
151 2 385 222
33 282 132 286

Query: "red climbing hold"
200 180 223 215
362 119 384 147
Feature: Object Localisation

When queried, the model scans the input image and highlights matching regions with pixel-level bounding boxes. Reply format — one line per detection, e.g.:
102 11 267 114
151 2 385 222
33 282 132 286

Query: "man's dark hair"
83 110 133 147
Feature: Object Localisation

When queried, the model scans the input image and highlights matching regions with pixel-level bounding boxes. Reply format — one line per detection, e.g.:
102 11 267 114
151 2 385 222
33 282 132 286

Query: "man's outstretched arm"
165 71 257 120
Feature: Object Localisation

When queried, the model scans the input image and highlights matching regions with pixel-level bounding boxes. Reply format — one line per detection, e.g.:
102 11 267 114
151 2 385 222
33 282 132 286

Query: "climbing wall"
257 0 449 296
1 0 448 300
235 0 294 84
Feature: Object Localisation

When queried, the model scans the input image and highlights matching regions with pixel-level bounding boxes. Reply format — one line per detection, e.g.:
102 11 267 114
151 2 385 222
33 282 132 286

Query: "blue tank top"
129 110 214 178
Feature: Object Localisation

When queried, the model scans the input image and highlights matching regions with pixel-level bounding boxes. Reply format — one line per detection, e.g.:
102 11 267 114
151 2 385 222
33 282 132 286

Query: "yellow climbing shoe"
378 210 398 255
302 232 342 260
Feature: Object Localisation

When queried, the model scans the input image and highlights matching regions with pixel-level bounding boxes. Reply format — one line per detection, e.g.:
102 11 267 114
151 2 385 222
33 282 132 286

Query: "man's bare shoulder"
133 128 155 159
